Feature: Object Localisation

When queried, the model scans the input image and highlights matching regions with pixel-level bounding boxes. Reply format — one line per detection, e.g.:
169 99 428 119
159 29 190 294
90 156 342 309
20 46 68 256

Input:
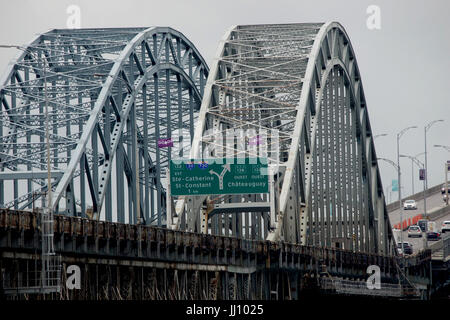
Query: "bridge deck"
0 209 431 299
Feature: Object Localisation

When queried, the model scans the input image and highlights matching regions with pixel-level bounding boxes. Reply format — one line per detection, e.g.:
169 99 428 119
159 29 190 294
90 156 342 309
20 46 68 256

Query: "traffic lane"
400 208 450 253
388 191 445 225
389 191 444 224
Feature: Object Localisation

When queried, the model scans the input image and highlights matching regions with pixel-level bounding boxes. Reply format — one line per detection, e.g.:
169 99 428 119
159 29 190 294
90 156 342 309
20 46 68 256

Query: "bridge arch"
0 27 209 225
179 23 395 255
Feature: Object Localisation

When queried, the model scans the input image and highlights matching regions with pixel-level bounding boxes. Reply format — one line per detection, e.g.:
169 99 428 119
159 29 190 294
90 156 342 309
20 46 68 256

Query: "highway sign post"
169 158 269 196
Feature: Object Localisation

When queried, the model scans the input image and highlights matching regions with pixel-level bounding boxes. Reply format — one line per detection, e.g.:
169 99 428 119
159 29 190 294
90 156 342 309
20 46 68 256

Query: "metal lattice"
0 27 208 226
177 23 395 255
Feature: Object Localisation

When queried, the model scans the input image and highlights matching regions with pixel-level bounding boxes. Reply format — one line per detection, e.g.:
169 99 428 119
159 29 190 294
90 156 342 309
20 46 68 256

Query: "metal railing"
320 277 403 297
443 233 450 259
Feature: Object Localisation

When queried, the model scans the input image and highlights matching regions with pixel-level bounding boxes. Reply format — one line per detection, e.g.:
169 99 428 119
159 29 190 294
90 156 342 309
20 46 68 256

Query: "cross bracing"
0 27 208 226
0 23 396 256
176 23 395 255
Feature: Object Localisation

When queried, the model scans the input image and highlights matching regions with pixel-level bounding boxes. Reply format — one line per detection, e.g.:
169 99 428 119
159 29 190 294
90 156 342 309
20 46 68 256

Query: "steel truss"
0 27 208 226
180 23 395 255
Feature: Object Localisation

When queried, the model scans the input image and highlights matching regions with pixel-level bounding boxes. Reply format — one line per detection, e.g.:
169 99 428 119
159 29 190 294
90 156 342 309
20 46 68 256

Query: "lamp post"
424 120 444 219
434 144 450 152
434 145 450 206
378 157 404 260
374 133 388 140
386 183 392 204
400 153 424 196
396 125 417 203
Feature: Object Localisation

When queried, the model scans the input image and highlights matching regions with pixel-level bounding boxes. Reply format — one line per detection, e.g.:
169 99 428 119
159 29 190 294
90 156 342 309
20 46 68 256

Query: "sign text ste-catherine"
170 158 269 196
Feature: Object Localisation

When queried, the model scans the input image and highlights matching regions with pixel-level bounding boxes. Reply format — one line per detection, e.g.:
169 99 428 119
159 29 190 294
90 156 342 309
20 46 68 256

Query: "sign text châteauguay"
169 158 269 196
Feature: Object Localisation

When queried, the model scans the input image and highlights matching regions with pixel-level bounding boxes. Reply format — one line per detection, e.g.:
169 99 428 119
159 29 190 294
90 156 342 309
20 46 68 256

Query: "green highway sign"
169 158 269 196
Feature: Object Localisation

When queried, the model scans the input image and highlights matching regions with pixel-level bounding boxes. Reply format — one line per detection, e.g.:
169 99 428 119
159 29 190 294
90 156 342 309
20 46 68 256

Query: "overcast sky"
1 0 449 203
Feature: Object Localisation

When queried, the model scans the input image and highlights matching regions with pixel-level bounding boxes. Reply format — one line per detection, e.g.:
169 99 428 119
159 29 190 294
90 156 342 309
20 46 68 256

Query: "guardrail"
443 234 450 259
320 277 403 297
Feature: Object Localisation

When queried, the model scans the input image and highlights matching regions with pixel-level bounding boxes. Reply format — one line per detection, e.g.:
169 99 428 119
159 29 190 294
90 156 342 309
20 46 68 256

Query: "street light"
434 145 450 206
374 133 388 140
397 126 417 203
399 154 424 195
378 157 404 259
424 120 444 218
434 144 450 152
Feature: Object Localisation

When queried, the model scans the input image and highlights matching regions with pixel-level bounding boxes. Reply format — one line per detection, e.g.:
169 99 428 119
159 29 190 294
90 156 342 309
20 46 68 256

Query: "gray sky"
1 0 449 203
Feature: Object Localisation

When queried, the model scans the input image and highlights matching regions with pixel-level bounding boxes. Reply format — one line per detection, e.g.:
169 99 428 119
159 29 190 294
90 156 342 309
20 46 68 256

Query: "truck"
427 221 437 232
426 221 441 241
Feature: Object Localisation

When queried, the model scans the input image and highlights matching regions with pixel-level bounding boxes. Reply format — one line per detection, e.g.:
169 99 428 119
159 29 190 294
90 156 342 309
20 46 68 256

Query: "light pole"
399 154 428 250
424 120 444 219
378 157 403 260
374 133 388 140
397 126 417 203
434 145 450 206
400 153 424 196
385 183 392 204
434 144 450 152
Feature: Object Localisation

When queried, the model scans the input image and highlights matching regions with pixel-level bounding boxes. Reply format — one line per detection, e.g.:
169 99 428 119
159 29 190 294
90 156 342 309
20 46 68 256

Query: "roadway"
387 190 450 254
388 191 445 225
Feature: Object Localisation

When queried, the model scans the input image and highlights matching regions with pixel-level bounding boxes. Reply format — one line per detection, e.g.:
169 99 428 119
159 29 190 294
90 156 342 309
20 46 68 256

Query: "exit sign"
169 158 269 196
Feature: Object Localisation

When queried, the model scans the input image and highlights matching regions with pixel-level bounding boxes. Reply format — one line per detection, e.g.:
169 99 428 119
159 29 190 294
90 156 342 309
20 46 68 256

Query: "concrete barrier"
386 183 443 212
427 204 450 221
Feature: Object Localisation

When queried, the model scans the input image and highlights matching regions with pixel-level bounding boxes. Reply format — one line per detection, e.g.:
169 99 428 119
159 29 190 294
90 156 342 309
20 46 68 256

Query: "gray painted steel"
178 23 395 255
0 27 208 226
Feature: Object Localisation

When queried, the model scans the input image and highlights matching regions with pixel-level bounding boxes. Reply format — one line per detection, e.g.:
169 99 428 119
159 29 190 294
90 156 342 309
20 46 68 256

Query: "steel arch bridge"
175 22 395 256
0 23 395 256
0 27 208 226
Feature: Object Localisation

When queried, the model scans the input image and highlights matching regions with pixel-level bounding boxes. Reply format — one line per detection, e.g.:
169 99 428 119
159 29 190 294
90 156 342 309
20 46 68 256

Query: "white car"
441 221 450 233
407 225 422 238
403 199 417 210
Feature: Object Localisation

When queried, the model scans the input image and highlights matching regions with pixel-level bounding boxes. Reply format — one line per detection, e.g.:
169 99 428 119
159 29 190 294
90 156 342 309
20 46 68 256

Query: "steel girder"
0 27 208 226
181 23 395 255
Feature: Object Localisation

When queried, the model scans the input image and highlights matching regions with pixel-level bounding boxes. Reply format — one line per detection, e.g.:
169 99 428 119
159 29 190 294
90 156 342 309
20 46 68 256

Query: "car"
407 225 422 238
441 221 450 233
426 231 441 241
418 219 428 232
403 200 417 210
441 184 450 194
397 242 413 255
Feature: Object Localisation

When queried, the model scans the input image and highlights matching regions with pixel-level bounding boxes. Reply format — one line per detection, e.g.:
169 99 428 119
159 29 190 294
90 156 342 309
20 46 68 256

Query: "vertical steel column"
105 98 112 221
142 84 150 224
319 85 325 247
322 75 334 248
154 73 162 226
330 67 337 245
336 69 344 243
351 103 358 252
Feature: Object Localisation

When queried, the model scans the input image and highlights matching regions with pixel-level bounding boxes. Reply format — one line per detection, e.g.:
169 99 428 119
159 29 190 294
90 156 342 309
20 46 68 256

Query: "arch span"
0 27 208 226
179 23 395 255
